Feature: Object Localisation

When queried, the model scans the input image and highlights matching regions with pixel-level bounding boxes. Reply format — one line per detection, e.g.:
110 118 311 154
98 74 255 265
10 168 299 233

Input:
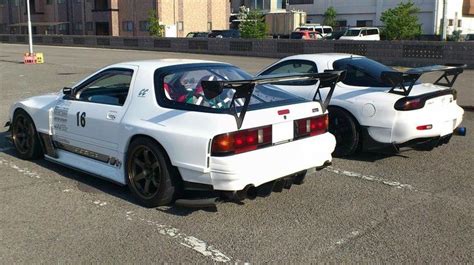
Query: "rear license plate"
272 121 294 144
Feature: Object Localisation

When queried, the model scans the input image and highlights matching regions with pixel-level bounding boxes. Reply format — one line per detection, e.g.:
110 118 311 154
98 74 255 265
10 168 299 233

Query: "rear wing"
202 71 345 129
381 64 466 96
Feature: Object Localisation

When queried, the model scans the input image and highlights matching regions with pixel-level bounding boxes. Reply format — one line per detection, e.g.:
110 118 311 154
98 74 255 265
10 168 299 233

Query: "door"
52 67 137 168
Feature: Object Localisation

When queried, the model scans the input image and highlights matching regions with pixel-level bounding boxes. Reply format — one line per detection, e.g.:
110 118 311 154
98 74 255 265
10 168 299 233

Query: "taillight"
211 126 272 156
394 97 425 111
416 124 432 130
294 114 328 139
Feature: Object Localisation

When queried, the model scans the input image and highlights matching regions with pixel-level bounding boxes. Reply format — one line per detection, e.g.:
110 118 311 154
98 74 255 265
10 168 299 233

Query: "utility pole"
26 0 33 54
442 0 447 41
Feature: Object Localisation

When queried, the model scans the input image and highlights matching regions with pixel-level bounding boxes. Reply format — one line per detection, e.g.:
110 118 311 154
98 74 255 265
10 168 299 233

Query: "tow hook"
453 127 467 136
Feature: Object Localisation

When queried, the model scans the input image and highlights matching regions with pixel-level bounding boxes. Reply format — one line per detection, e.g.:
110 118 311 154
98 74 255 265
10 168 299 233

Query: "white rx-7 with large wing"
257 54 467 157
6 59 344 207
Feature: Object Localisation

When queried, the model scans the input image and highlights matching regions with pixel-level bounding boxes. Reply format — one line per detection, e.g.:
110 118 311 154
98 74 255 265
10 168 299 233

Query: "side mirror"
63 87 72 95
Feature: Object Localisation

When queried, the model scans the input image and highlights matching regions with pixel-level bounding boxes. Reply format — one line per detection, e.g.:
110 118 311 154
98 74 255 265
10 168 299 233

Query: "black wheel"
12 109 43 160
328 107 360 157
126 137 179 207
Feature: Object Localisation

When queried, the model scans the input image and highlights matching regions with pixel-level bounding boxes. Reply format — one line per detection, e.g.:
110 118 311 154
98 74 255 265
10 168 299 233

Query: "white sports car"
258 54 467 157
6 59 343 207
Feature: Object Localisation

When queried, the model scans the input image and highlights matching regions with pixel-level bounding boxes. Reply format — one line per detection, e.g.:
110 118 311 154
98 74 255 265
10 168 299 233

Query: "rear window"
154 65 304 113
333 57 395 87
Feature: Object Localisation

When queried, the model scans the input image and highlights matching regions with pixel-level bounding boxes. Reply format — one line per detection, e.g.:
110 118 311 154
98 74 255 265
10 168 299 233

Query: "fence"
1 34 474 68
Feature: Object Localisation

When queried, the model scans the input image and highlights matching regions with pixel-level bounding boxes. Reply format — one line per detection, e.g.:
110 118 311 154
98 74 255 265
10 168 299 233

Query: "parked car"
290 31 322 40
7 59 344 207
257 54 466 157
296 24 333 38
208 29 240 38
324 30 345 40
465 34 474 41
186 32 209 38
339 27 380 41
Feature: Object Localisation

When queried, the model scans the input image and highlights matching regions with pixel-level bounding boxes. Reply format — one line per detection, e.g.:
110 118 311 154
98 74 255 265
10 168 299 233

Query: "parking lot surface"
0 43 473 263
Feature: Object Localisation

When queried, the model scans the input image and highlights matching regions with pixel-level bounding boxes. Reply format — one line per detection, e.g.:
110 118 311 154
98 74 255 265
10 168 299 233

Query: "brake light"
416 124 432 130
211 126 272 156
294 114 328 139
394 97 425 111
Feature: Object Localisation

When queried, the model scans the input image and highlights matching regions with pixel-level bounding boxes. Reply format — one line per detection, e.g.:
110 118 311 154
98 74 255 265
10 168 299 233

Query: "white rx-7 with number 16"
7 59 343 207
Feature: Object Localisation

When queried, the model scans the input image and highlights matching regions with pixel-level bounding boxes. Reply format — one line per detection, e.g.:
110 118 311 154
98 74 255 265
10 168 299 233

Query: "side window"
74 69 133 106
334 64 381 87
261 60 318 86
361 29 368 36
368 29 379 35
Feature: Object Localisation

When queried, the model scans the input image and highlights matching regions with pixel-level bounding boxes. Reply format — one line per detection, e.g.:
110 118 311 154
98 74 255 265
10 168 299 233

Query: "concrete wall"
2 34 474 68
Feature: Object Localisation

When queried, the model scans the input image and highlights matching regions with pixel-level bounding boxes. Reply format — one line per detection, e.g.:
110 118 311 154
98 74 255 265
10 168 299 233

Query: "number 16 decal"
76 111 86 127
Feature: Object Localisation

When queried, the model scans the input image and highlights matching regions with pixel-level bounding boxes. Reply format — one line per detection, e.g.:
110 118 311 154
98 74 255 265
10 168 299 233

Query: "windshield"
344 29 361 36
155 65 304 112
333 57 396 87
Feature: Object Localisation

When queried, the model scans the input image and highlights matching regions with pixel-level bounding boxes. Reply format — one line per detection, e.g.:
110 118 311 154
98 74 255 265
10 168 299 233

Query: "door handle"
106 111 117 120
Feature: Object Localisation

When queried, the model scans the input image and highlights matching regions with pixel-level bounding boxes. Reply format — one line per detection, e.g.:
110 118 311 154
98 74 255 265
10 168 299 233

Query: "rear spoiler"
202 71 345 129
381 64 466 96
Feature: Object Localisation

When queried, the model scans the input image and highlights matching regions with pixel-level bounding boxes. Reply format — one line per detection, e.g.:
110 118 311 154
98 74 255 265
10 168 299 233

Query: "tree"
380 1 422 40
147 9 165 37
239 8 267 39
323 6 337 27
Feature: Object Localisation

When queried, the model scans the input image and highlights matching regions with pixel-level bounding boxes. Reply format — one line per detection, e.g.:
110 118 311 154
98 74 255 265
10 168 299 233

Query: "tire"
328 107 360 157
126 137 180 207
12 109 43 160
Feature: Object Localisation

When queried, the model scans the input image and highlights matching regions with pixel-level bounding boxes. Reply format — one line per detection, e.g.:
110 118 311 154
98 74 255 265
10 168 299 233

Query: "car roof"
110 59 231 69
347 27 379 30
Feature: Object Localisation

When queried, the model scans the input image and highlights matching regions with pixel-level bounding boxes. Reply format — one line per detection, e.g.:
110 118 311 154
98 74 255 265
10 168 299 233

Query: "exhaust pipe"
453 127 467 136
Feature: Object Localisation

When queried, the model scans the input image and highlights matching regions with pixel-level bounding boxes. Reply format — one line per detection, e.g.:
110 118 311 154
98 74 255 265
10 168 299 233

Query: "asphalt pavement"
0 43 472 263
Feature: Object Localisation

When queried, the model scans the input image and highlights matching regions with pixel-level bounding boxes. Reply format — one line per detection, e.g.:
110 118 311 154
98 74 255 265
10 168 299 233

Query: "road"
0 43 472 263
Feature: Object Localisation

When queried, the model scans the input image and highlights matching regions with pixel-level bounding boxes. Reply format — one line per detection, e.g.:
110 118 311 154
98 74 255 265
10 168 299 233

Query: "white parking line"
125 211 232 263
0 157 41 179
325 166 416 191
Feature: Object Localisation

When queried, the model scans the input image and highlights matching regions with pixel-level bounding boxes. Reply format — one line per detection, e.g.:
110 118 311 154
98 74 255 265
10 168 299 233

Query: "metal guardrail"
1 34 473 68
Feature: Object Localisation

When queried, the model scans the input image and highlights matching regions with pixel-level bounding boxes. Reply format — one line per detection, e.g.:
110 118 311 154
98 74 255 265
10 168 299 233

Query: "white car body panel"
257 53 465 148
9 59 335 190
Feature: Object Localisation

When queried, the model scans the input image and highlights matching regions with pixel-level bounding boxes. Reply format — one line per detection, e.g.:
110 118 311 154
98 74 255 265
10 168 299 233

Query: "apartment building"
0 0 230 37
286 0 474 34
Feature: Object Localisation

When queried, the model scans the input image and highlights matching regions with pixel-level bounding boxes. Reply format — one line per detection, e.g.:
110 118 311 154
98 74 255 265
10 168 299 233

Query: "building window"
75 22 83 31
448 19 454 26
458 19 462 27
139 21 149 31
95 0 108 10
58 24 67 31
207 22 212 31
336 20 347 27
356 20 373 27
46 0 52 4
122 21 134 32
86 22 93 31
57 0 65 4
177 21 184 31
288 0 314 4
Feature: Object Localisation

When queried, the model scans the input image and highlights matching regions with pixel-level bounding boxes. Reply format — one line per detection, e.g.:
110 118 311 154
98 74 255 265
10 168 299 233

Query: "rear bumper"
362 127 458 152
209 132 335 191
362 103 464 151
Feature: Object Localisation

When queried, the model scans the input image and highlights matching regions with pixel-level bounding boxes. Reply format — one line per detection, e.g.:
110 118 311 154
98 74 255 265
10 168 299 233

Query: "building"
231 0 288 13
286 0 474 35
0 0 230 37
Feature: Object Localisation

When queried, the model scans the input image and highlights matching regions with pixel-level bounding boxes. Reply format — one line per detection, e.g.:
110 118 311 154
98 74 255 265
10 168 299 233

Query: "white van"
339 27 380 41
296 24 333 37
